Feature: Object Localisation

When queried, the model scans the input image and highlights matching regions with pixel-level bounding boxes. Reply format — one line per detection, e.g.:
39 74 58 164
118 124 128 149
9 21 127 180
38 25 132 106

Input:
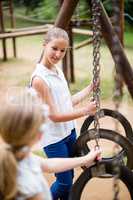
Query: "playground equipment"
69 161 133 200
1 0 133 199
54 0 133 199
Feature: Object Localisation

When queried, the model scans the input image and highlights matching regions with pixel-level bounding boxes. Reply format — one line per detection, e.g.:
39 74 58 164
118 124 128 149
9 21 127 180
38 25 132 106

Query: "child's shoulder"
18 153 42 169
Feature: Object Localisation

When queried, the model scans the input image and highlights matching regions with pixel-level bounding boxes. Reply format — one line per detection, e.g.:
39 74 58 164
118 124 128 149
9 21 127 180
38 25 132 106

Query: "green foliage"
101 78 114 100
13 0 59 20
125 0 133 17
70 78 91 95
12 0 133 27
36 0 59 20
124 31 133 48
13 0 42 13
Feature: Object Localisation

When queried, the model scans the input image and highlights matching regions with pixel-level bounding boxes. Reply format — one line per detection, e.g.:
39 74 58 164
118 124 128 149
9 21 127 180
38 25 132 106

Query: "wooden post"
57 0 76 82
100 2 133 98
55 0 79 29
119 0 124 46
62 51 69 82
56 0 78 82
0 0 7 61
112 0 124 99
112 0 124 45
57 0 69 81
68 23 75 82
9 0 17 58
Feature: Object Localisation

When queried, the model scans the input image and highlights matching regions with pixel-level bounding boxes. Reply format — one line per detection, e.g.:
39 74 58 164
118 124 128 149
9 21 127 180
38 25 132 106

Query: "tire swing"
75 128 133 169
80 108 133 142
79 110 133 169
76 0 133 169
69 161 133 200
71 0 133 199
79 0 133 168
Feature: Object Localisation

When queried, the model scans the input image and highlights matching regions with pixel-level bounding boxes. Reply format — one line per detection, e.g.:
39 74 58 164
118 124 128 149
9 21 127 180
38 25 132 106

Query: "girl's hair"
38 27 69 63
0 90 44 199
0 145 17 200
44 26 69 44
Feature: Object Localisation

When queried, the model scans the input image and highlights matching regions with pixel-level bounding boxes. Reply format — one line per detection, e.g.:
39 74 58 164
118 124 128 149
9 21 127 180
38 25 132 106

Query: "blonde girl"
0 91 100 200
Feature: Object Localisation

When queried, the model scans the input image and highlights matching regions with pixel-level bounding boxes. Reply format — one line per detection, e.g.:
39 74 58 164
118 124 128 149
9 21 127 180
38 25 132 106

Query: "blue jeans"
44 129 77 200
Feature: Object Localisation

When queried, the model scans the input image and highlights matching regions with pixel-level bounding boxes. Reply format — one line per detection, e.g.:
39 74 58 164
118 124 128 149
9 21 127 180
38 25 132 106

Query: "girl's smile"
43 38 69 67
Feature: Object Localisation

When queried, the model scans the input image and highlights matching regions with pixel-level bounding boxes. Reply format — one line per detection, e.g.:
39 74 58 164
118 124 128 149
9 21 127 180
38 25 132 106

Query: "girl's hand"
83 100 97 116
83 148 102 168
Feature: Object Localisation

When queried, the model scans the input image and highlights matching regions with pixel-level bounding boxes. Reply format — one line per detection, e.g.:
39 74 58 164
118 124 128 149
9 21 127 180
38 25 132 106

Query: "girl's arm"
32 77 96 122
41 148 101 173
72 83 93 106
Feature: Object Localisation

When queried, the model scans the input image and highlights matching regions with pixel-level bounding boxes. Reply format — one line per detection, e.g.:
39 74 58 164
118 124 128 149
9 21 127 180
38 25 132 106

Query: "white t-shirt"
30 63 75 147
17 153 52 200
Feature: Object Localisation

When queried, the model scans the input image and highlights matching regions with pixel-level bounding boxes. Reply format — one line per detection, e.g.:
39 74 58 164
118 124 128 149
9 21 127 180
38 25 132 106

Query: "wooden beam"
6 25 49 33
56 0 79 82
112 0 124 100
73 28 93 36
0 0 4 32
9 0 17 57
55 0 79 29
68 25 75 82
74 39 93 50
71 19 92 27
100 2 133 98
112 0 124 46
0 28 49 39
0 0 7 61
57 0 69 81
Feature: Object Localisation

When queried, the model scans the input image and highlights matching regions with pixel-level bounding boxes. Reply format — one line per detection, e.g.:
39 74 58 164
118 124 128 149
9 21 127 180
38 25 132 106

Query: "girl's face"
43 38 69 67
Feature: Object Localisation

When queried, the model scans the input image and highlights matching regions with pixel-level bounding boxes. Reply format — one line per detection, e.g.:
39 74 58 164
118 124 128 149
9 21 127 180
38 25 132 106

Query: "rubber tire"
74 128 133 169
69 161 133 200
80 109 133 142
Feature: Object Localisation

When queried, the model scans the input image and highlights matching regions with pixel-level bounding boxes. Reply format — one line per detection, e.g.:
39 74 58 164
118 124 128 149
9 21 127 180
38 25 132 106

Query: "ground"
0 36 133 199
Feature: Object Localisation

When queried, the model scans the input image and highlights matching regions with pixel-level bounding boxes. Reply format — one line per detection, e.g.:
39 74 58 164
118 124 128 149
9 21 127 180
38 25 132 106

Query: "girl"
30 27 97 200
0 91 101 200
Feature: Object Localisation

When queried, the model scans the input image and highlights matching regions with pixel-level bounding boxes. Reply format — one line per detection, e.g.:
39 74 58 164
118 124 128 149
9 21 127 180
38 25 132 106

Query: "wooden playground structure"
0 0 133 99
0 0 133 199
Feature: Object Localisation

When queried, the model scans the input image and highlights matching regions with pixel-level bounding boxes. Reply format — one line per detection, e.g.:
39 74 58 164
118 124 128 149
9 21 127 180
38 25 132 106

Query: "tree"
14 0 42 13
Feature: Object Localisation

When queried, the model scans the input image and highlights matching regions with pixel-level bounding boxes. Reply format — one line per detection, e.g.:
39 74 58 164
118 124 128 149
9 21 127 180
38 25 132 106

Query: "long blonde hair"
0 90 44 199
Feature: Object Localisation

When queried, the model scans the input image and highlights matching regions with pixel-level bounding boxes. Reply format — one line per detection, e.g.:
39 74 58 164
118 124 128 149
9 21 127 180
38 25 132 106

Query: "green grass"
70 78 91 95
18 75 31 87
70 77 114 100
70 75 133 104
74 34 89 44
